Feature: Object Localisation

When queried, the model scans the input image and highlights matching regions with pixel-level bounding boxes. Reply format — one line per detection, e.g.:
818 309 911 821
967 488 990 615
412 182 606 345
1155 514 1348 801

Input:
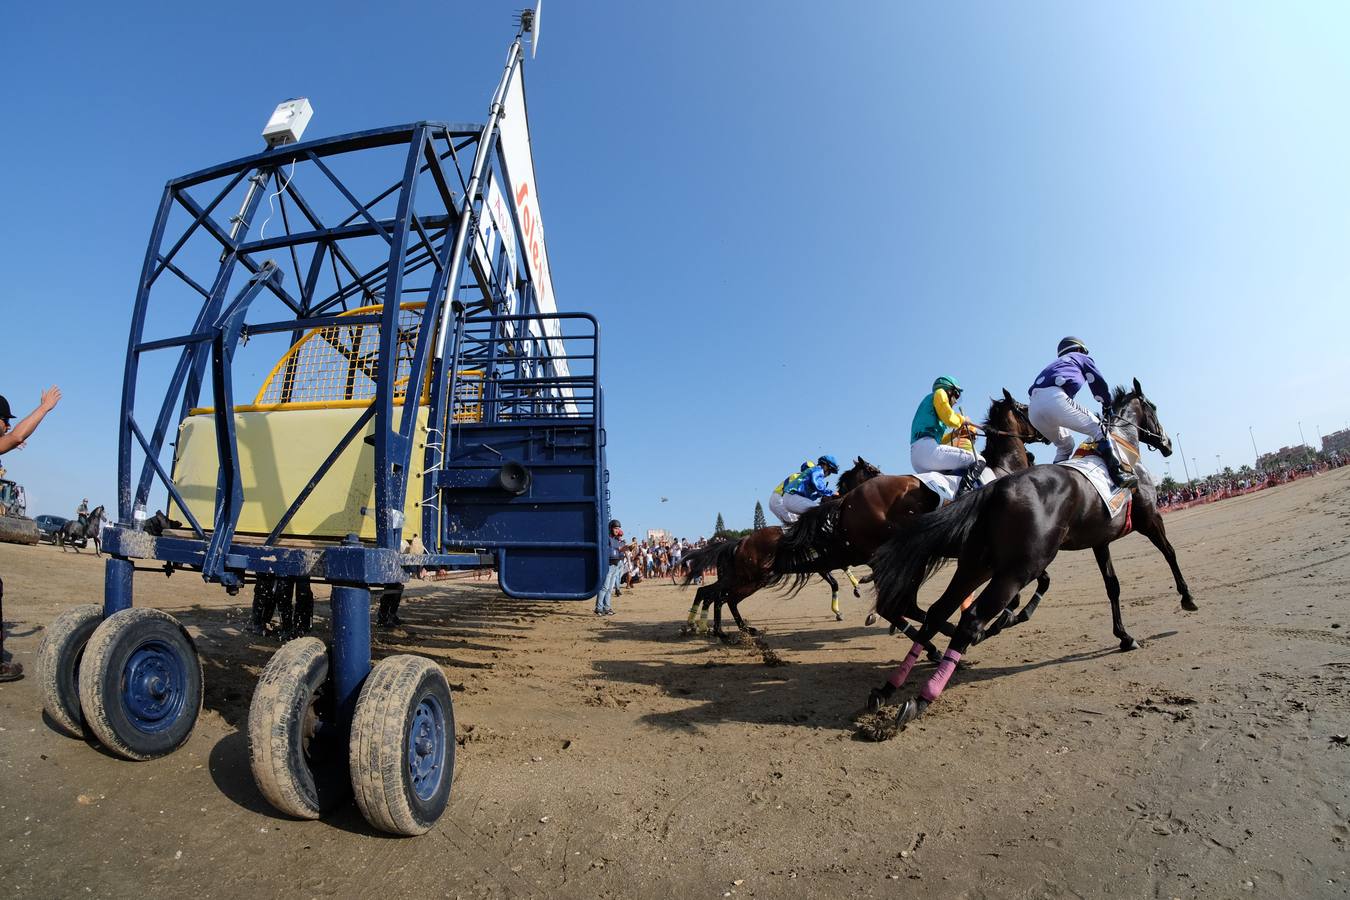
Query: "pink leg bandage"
887 643 924 687
920 649 963 702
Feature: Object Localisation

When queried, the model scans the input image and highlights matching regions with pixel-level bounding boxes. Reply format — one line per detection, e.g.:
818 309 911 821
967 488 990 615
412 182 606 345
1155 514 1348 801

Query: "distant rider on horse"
767 459 812 525
1028 336 1136 488
769 455 839 524
910 376 985 494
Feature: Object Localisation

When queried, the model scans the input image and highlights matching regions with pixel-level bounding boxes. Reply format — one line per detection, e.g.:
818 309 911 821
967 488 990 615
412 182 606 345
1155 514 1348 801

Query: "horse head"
990 388 1047 445
1113 379 1172 456
838 457 883 494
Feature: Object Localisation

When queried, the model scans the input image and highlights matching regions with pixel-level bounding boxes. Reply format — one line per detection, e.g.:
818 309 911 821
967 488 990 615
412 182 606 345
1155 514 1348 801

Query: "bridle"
1104 401 1167 450
981 403 1048 445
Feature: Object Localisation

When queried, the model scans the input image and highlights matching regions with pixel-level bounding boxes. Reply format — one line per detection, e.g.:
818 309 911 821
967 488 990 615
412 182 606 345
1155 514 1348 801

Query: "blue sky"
3 2 1349 539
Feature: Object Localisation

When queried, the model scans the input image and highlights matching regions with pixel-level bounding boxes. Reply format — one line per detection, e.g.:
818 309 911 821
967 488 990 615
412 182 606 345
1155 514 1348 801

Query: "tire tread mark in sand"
1227 624 1350 648
438 817 545 899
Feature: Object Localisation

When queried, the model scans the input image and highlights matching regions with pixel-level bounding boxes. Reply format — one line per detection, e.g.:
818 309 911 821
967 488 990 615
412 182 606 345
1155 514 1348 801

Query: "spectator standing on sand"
595 519 624 617
0 387 63 682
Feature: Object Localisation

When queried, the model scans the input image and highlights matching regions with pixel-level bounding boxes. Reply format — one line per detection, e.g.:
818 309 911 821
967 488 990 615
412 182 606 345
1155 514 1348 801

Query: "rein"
1104 410 1164 446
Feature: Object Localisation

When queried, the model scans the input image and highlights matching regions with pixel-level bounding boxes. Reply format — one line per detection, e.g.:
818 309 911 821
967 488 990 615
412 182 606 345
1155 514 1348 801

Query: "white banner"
473 172 519 336
498 66 571 386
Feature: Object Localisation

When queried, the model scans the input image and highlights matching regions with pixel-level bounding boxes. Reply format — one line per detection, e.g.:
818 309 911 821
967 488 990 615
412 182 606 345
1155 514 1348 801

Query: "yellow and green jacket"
910 388 967 444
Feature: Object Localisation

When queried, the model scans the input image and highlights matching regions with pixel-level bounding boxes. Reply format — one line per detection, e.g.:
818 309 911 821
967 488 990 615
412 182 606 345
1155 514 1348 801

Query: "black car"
34 514 82 546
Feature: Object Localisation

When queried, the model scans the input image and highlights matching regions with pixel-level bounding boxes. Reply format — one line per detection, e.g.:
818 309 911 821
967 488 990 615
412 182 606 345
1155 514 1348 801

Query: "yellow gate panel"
171 406 429 542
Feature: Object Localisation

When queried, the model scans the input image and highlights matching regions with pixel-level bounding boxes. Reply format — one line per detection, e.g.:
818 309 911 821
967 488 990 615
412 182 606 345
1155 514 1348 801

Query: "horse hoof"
864 613 878 627
926 648 942 664
1120 637 1140 652
834 613 844 622
866 688 888 713
1181 597 1199 612
746 627 759 637
852 588 862 599
896 698 929 728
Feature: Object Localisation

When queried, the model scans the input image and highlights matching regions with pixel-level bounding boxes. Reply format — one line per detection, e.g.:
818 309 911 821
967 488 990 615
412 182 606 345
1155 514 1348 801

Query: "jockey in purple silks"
1028 336 1137 488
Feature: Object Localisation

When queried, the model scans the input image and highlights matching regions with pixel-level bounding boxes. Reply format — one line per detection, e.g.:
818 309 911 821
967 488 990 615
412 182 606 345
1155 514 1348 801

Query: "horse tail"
869 488 994 620
680 539 738 587
776 499 838 573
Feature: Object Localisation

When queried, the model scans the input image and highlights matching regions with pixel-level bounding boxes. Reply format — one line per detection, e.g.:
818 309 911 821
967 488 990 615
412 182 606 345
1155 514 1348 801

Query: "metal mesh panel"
254 303 427 408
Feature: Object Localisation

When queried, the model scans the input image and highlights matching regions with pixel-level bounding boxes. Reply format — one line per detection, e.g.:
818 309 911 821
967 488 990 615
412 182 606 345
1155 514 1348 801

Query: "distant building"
1258 445 1317 469
646 528 671 543
1323 428 1350 455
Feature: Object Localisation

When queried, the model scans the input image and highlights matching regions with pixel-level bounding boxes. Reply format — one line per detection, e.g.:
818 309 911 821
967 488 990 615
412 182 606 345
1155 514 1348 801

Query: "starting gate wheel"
349 654 455 836
77 608 203 761
248 637 350 819
36 604 104 738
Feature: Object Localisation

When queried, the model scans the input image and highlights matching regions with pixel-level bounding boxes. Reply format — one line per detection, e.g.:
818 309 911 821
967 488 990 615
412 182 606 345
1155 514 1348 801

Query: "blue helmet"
818 454 840 472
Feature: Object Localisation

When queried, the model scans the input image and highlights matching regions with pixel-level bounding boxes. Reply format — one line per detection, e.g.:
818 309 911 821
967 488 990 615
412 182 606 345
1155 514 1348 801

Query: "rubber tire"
349 655 455 836
248 637 350 819
36 604 104 737
78 608 203 761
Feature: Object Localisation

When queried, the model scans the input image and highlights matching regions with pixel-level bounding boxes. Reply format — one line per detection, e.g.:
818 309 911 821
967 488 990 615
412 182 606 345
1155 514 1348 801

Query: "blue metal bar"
262 403 377 545
303 151 394 244
168 122 482 190
104 557 134 617
119 184 176 523
147 168 249 286
202 264 284 585
155 256 212 299
329 583 371 727
370 125 428 551
126 414 206 538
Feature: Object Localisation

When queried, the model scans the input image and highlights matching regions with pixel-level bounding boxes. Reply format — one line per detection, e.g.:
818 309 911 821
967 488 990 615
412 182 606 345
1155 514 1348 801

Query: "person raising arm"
0 386 62 682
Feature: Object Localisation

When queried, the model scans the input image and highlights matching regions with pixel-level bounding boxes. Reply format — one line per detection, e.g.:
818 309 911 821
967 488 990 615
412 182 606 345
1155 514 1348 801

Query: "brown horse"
777 391 1048 648
868 381 1194 726
681 457 882 638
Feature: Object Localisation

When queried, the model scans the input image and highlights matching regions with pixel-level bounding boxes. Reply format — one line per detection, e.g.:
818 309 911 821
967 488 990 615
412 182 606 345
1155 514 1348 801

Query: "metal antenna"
518 1 542 57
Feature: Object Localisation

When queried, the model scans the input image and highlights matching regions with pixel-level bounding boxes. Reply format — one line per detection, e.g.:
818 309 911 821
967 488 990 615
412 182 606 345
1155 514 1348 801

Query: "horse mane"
1112 385 1135 407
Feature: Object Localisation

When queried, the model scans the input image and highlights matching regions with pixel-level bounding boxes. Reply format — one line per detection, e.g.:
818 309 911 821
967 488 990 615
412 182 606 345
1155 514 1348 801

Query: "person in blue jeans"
595 519 624 616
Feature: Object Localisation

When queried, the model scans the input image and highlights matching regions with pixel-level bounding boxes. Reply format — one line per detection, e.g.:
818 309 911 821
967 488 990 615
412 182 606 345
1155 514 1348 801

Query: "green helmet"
932 376 961 394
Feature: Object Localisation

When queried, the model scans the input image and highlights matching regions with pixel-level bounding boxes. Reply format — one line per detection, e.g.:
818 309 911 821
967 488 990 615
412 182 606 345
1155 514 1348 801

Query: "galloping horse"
57 505 105 556
681 457 882 638
868 380 1195 726
777 391 1049 650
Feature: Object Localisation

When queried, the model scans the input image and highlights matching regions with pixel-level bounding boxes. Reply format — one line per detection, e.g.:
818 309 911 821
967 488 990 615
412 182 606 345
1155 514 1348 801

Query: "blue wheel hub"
121 640 189 733
406 696 446 801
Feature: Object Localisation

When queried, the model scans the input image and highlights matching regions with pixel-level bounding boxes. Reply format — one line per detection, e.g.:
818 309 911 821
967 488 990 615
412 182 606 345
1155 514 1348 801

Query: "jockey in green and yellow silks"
910 377 985 490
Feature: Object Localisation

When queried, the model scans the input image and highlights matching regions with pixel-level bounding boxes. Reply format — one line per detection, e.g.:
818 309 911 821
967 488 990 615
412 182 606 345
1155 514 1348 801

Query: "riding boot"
955 458 987 497
1099 439 1138 489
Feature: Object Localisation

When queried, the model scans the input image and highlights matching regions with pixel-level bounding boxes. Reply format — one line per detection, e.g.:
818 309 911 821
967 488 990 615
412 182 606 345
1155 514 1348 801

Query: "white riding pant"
1029 386 1104 463
910 437 978 474
777 492 819 524
767 491 791 525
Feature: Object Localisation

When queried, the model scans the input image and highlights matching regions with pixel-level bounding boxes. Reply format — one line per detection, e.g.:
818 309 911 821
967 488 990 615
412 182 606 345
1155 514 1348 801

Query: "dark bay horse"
778 391 1050 648
58 505 105 555
681 457 882 638
868 380 1195 726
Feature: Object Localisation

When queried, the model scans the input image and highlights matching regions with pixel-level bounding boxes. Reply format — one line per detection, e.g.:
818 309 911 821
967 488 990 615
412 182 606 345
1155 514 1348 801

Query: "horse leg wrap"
888 643 925 688
686 605 699 626
831 596 841 617
920 650 962 702
845 568 860 589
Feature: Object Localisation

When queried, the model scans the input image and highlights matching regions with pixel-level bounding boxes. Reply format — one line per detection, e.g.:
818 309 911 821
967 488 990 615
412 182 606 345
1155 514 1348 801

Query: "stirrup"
955 460 986 497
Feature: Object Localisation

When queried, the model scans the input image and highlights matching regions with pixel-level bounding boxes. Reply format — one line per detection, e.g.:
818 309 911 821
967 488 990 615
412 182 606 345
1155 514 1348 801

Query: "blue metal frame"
101 33 610 746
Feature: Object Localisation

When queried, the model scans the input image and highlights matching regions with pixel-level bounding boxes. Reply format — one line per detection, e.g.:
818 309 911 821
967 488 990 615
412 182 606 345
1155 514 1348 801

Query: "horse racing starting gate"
35 11 608 834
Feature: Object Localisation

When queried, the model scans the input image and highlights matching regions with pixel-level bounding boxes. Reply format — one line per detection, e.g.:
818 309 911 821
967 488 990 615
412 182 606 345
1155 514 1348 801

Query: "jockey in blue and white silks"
910 377 983 481
769 455 839 524
1028 336 1136 487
